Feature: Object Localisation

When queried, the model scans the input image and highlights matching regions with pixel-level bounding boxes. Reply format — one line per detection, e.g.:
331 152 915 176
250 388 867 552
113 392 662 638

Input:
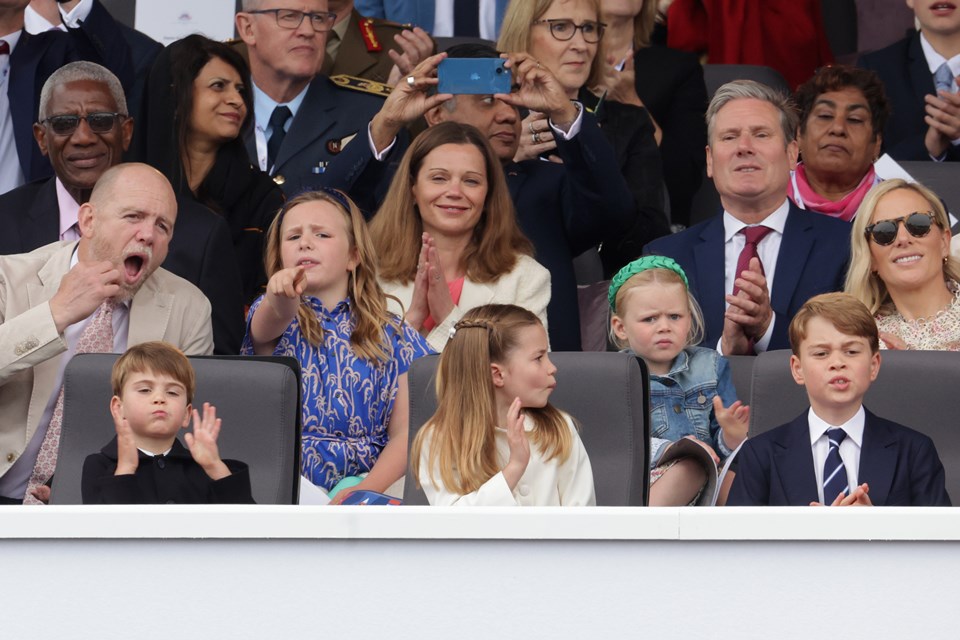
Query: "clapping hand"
184 403 231 481
501 397 531 490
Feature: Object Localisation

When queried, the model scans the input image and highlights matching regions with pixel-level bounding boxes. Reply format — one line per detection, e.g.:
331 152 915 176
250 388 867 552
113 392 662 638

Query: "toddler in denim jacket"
609 256 749 505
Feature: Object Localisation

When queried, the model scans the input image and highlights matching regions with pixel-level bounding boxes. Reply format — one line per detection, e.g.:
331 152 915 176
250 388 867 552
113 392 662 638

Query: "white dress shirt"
808 405 865 504
718 198 790 353
432 0 497 41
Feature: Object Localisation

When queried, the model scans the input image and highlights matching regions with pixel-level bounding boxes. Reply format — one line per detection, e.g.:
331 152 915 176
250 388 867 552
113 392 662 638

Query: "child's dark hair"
112 342 196 404
788 292 880 356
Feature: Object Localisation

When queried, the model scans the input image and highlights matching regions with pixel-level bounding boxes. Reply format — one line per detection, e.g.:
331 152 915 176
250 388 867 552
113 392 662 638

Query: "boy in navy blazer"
728 293 950 507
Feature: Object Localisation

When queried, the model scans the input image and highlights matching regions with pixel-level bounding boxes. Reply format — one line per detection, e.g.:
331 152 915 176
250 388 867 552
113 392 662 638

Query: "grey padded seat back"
748 349 960 500
50 354 302 505
702 64 791 98
724 355 756 405
898 161 960 221
404 351 650 506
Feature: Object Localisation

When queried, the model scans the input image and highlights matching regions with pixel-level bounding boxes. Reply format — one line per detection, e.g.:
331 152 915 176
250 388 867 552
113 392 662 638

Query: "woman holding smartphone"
497 0 670 278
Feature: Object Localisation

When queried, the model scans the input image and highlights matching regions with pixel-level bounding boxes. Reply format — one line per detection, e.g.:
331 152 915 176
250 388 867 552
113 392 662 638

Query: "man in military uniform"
322 0 434 85
237 0 428 197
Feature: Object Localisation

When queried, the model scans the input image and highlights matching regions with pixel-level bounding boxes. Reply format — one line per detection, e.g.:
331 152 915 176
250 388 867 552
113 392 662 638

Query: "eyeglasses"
864 212 938 246
247 8 337 32
39 112 126 136
531 19 606 43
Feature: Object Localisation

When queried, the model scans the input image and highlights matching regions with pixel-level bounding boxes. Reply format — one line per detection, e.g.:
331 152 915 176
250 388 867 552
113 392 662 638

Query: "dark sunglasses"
39 112 126 136
864 212 938 246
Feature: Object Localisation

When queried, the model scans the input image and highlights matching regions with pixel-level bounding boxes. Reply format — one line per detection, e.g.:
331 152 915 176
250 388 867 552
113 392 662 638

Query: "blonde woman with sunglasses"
845 179 960 350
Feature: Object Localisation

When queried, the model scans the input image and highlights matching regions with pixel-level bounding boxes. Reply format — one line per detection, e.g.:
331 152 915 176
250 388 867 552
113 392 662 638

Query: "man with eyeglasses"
646 80 851 356
0 0 133 196
0 62 245 356
236 0 391 197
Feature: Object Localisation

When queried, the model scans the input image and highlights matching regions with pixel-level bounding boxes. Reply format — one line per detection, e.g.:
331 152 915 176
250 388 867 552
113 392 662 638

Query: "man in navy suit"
858 1 960 162
236 0 390 197
0 62 244 355
0 0 132 194
320 44 635 351
728 293 950 507
645 80 851 355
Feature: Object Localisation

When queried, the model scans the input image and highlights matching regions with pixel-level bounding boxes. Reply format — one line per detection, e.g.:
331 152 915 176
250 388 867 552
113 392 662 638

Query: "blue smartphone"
438 58 511 95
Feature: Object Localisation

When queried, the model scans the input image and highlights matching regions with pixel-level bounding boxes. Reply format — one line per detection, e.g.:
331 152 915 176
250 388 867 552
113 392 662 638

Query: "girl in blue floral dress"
242 189 432 502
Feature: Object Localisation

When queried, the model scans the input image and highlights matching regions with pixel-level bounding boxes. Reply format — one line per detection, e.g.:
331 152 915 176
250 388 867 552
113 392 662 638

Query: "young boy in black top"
82 342 254 504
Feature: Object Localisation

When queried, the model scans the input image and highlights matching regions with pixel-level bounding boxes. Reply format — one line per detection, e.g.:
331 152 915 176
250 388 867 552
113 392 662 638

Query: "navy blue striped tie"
822 428 849 501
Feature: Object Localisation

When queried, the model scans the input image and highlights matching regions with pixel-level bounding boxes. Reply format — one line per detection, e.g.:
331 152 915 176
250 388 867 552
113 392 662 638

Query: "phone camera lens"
496 67 503 74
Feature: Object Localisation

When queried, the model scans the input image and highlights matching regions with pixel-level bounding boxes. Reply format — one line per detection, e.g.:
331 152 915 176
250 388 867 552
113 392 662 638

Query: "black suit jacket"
0 178 245 355
634 45 709 228
7 0 133 183
116 23 162 128
321 111 637 351
728 409 951 506
858 31 960 162
645 202 851 350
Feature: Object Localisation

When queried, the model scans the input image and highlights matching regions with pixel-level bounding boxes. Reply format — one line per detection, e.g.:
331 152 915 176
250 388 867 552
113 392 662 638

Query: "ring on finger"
532 132 542 144
528 121 536 135
406 75 416 87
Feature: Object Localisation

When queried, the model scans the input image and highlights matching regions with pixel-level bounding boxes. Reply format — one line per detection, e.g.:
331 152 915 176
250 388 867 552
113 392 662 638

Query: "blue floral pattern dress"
241 295 433 490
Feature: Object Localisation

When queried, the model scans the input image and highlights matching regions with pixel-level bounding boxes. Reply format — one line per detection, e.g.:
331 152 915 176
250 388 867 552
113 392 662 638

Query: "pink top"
422 277 465 332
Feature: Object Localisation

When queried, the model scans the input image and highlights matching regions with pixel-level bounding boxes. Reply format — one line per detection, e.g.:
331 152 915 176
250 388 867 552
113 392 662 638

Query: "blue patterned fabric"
241 295 433 490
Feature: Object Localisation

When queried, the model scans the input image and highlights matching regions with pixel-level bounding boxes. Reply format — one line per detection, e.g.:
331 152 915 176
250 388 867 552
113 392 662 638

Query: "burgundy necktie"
23 300 117 504
732 225 772 296
0 40 9 56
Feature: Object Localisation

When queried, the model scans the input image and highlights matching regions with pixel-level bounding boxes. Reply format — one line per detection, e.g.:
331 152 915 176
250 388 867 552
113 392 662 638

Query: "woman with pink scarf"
789 65 890 222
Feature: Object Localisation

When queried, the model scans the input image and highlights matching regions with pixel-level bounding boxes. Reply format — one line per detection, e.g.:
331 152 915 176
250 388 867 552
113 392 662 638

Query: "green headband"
608 255 690 310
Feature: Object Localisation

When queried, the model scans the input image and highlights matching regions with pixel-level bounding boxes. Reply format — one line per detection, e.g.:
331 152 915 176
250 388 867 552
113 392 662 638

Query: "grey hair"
705 79 798 145
240 0 262 10
38 61 127 121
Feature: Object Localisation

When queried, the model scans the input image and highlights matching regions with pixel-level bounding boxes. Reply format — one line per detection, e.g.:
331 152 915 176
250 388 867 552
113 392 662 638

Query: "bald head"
80 163 178 300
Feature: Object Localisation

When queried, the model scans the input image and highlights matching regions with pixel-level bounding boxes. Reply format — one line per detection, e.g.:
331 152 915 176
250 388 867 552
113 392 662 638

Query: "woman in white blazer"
370 122 550 352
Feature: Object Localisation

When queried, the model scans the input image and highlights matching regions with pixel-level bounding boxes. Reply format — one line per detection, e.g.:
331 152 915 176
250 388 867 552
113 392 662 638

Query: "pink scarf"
791 163 877 222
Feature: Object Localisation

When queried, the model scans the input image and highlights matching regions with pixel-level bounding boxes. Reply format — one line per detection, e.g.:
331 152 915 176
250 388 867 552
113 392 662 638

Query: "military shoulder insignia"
330 74 392 98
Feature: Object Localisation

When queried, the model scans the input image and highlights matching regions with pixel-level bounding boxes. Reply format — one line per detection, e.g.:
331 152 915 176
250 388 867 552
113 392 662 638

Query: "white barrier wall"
4 506 960 639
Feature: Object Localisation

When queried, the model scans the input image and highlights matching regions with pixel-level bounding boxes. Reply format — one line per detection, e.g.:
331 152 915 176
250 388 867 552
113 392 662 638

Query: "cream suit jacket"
0 241 213 478
381 254 551 352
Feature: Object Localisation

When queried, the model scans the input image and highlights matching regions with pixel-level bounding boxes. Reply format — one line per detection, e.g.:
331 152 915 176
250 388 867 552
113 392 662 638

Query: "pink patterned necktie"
23 300 116 504
732 225 772 296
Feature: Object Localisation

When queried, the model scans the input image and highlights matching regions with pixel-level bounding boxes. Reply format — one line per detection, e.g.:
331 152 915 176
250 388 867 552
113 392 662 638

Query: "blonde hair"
410 304 573 495
844 179 960 316
264 189 402 363
789 292 880 355
370 121 532 285
112 341 195 404
609 268 705 349
497 0 605 91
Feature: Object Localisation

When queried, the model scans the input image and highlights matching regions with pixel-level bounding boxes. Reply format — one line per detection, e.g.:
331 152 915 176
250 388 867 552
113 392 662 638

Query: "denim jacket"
634 346 740 468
